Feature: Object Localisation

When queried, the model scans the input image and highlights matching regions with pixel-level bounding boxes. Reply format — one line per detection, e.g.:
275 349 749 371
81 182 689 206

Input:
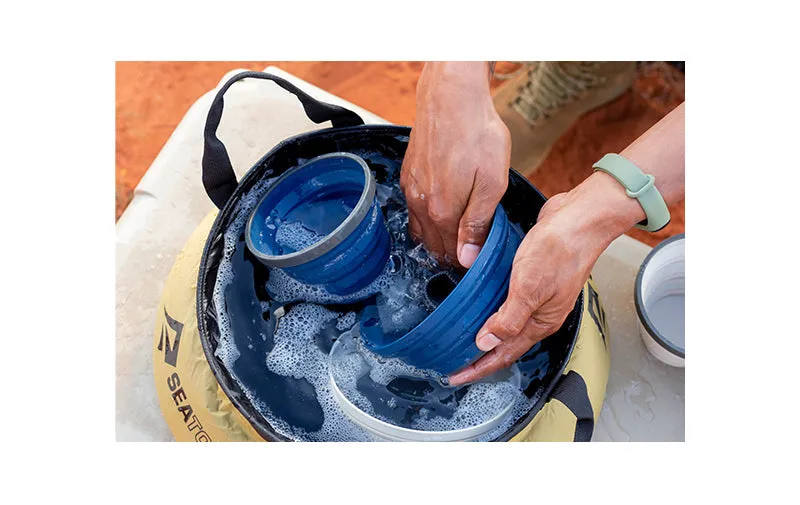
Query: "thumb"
457 193 500 269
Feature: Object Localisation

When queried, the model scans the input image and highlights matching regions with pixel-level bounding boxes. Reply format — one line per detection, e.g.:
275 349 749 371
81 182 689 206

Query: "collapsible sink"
193 71 584 442
245 152 391 295
359 205 523 375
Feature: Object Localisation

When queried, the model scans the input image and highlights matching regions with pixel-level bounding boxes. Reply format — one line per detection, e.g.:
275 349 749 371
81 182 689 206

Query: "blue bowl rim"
245 152 376 268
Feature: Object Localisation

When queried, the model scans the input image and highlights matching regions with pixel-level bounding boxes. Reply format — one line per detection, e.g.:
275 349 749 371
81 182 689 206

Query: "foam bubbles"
266 263 395 305
213 175 280 370
267 304 336 379
330 330 526 439
335 312 357 331
352 335 440 386
253 303 377 441
274 220 325 254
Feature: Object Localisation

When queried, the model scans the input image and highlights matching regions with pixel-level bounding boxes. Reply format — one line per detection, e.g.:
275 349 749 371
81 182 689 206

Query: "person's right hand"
400 62 511 268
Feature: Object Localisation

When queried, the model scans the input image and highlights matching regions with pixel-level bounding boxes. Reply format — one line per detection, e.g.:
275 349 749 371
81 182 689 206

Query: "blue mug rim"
245 152 376 268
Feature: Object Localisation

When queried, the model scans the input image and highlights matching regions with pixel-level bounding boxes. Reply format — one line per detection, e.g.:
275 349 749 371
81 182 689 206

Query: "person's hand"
400 62 511 268
446 101 685 386
448 173 645 386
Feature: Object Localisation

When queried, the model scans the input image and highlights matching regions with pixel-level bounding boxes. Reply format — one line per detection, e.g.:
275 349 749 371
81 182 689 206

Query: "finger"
448 317 545 386
407 206 423 243
426 195 463 265
409 203 446 262
399 126 417 175
401 162 447 261
473 264 549 352
474 290 546 352
457 171 508 268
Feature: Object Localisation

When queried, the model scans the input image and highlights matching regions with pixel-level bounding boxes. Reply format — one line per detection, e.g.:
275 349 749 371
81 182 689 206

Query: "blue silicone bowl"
245 152 391 295
359 205 524 375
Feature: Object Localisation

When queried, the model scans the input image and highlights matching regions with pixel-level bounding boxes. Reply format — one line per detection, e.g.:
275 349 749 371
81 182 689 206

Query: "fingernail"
447 373 466 386
476 332 501 352
458 243 481 268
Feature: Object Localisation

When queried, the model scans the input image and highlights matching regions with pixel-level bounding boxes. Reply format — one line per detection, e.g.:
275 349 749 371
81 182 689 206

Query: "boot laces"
510 62 607 125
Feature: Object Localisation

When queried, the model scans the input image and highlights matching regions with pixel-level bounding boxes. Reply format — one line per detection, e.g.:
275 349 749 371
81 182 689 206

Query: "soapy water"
335 311 357 332
256 302 524 441
261 196 355 255
211 156 548 441
213 174 281 372
274 220 326 254
330 330 523 435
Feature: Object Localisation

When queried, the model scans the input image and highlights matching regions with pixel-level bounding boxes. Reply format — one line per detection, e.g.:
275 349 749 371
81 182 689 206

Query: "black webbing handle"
550 370 595 442
202 71 365 209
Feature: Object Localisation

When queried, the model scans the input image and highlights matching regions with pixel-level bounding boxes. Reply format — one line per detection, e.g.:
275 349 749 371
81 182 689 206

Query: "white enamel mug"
634 234 685 367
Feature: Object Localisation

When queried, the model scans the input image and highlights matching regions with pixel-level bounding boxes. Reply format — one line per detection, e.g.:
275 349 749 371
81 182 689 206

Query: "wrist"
562 171 647 250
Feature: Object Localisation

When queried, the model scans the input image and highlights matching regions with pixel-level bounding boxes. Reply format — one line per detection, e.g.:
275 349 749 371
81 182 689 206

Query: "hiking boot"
493 61 637 176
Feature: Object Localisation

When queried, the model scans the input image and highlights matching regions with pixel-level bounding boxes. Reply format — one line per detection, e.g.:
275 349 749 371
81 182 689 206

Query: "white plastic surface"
115 66 684 442
591 236 685 441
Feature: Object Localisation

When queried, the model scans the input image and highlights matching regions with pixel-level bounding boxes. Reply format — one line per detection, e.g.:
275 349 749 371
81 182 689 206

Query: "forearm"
563 102 685 253
620 101 685 206
414 62 505 147
417 62 494 101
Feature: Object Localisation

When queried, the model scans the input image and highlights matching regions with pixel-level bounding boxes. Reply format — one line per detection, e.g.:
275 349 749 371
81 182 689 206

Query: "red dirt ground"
115 62 684 247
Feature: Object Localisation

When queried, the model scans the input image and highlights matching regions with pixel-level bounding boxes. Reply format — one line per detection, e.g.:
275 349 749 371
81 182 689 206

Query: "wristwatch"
592 153 671 232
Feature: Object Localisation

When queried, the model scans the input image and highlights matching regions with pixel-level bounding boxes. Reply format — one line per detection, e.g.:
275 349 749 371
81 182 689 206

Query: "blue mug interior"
249 156 367 257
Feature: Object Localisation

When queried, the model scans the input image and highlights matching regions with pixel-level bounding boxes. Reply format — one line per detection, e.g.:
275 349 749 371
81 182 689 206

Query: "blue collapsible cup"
359 205 524 375
245 152 391 295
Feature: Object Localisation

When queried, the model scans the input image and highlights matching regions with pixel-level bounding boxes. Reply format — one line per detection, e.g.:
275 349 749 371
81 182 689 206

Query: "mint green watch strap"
592 153 670 232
